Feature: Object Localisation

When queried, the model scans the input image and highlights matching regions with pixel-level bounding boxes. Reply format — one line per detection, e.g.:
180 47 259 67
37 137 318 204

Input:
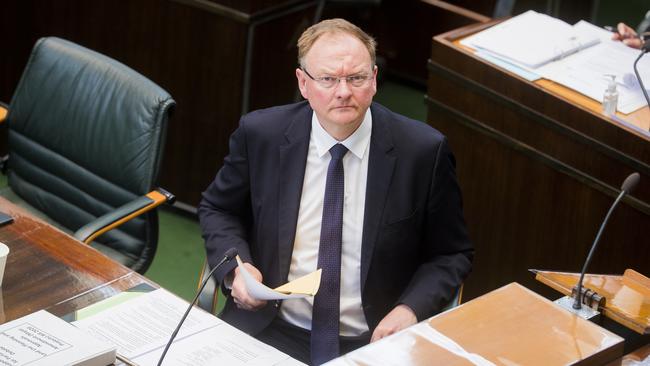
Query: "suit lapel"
360 104 395 293
277 105 311 283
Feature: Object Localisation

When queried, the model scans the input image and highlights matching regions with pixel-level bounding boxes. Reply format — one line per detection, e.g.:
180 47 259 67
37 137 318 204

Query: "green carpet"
144 209 204 301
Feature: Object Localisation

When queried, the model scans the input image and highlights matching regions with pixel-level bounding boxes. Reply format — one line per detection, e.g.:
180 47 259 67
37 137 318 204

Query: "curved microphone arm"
157 248 238 366
572 190 626 309
573 172 640 310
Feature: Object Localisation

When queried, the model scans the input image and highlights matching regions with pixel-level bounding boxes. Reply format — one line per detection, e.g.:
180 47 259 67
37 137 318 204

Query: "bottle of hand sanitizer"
603 75 618 117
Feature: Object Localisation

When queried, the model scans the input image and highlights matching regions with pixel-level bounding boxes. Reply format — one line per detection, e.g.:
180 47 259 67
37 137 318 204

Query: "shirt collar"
311 109 372 160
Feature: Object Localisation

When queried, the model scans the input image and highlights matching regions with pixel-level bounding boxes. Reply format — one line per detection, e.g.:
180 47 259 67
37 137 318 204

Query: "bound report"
461 10 600 69
0 310 116 366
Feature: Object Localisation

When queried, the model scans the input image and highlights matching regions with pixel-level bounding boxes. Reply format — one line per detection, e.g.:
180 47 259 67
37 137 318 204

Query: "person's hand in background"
612 22 643 49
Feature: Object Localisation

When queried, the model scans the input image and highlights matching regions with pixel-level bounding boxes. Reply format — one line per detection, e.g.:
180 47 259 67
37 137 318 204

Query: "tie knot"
329 144 348 161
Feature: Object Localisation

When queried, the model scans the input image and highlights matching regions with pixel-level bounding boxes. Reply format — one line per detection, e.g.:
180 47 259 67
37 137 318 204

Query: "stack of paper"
461 10 600 69
0 310 116 366
461 11 650 115
535 22 650 114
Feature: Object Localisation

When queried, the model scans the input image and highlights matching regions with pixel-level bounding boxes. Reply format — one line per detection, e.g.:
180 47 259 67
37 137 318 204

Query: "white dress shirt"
279 110 372 336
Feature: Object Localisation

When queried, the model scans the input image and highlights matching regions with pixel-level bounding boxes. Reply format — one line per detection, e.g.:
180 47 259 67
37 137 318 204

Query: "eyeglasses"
302 68 373 89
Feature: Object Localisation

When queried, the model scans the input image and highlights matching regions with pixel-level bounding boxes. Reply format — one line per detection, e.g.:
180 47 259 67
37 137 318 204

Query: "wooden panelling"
0 0 318 206
321 0 495 84
427 22 650 302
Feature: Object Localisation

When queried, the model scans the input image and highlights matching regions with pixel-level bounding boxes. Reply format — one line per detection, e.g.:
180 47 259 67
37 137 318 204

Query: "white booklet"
461 10 600 69
0 310 116 366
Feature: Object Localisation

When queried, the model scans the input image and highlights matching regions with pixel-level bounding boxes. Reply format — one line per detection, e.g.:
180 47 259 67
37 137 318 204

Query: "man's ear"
370 65 378 95
296 68 309 100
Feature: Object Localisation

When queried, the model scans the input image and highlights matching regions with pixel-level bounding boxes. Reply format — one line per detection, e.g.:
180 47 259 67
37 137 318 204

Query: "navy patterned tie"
311 143 348 365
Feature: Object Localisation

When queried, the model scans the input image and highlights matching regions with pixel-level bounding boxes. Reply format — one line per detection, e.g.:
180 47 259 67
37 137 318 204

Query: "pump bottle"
603 75 618 116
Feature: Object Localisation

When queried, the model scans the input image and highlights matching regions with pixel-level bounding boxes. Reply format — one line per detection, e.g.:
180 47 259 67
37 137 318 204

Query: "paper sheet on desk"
537 39 650 114
460 10 600 69
533 21 650 114
236 255 321 300
72 288 304 366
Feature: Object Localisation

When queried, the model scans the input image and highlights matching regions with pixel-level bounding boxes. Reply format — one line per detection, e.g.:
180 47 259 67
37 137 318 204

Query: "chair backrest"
5 37 175 273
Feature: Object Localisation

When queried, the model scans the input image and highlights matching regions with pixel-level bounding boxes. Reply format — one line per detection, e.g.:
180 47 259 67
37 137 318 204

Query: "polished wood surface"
537 79 650 132
0 196 155 324
427 21 650 303
535 269 650 335
335 283 624 365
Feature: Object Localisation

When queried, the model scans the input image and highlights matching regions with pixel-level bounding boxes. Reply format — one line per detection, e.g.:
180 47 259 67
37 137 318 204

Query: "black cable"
633 50 650 114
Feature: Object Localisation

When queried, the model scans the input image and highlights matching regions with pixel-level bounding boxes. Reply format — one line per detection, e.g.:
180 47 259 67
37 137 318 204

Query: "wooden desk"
607 343 650 366
535 269 650 335
331 283 624 366
427 21 650 302
0 197 156 323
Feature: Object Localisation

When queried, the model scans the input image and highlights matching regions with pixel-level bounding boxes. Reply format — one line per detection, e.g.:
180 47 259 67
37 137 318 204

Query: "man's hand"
231 262 267 311
370 304 417 342
613 22 643 49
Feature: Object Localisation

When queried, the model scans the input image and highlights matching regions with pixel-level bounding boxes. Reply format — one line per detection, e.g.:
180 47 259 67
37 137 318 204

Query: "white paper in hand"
236 255 321 301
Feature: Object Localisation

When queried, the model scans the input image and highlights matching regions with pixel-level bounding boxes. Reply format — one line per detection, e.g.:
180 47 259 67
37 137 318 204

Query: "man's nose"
335 78 353 97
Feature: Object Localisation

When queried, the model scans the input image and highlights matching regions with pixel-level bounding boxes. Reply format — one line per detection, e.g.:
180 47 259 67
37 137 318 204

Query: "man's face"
296 32 377 139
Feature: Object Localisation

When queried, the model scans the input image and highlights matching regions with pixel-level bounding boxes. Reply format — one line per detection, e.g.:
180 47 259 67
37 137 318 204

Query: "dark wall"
0 0 318 206
4 0 639 207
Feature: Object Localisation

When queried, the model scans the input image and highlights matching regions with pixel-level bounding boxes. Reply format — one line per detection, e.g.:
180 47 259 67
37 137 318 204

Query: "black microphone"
157 247 238 366
573 173 640 310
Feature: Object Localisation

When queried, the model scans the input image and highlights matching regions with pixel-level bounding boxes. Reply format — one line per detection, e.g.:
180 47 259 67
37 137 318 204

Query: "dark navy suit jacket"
198 101 473 335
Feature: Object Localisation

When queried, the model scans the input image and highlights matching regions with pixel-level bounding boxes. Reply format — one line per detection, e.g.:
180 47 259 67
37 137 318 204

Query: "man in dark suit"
198 18 473 365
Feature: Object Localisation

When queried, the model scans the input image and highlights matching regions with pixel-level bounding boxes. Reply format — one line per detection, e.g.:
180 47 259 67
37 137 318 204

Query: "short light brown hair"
297 18 376 69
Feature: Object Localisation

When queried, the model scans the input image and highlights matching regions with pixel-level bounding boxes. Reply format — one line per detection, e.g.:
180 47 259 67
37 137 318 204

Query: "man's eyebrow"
314 67 371 76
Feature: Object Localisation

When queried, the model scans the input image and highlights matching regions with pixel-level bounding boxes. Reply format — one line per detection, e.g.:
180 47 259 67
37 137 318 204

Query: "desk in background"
427 20 650 302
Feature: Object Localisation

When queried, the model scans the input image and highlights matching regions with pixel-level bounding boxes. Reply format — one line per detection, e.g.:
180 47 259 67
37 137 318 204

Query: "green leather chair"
0 37 175 273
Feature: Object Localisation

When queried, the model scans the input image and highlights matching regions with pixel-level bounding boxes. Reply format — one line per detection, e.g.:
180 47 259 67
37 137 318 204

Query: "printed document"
73 288 304 365
536 22 650 114
461 12 650 114
0 310 115 366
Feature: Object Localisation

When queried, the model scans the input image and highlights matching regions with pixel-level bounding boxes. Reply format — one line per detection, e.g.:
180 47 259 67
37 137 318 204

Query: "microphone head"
224 247 239 260
621 172 640 193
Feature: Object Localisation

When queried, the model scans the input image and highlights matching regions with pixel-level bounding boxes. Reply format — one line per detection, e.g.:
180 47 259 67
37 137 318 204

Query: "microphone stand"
552 173 640 319
572 189 627 310
634 38 650 131
157 249 237 366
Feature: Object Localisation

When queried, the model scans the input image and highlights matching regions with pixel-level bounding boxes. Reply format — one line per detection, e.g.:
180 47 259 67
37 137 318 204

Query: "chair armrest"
441 283 464 312
197 258 221 314
74 187 175 244
0 102 8 124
